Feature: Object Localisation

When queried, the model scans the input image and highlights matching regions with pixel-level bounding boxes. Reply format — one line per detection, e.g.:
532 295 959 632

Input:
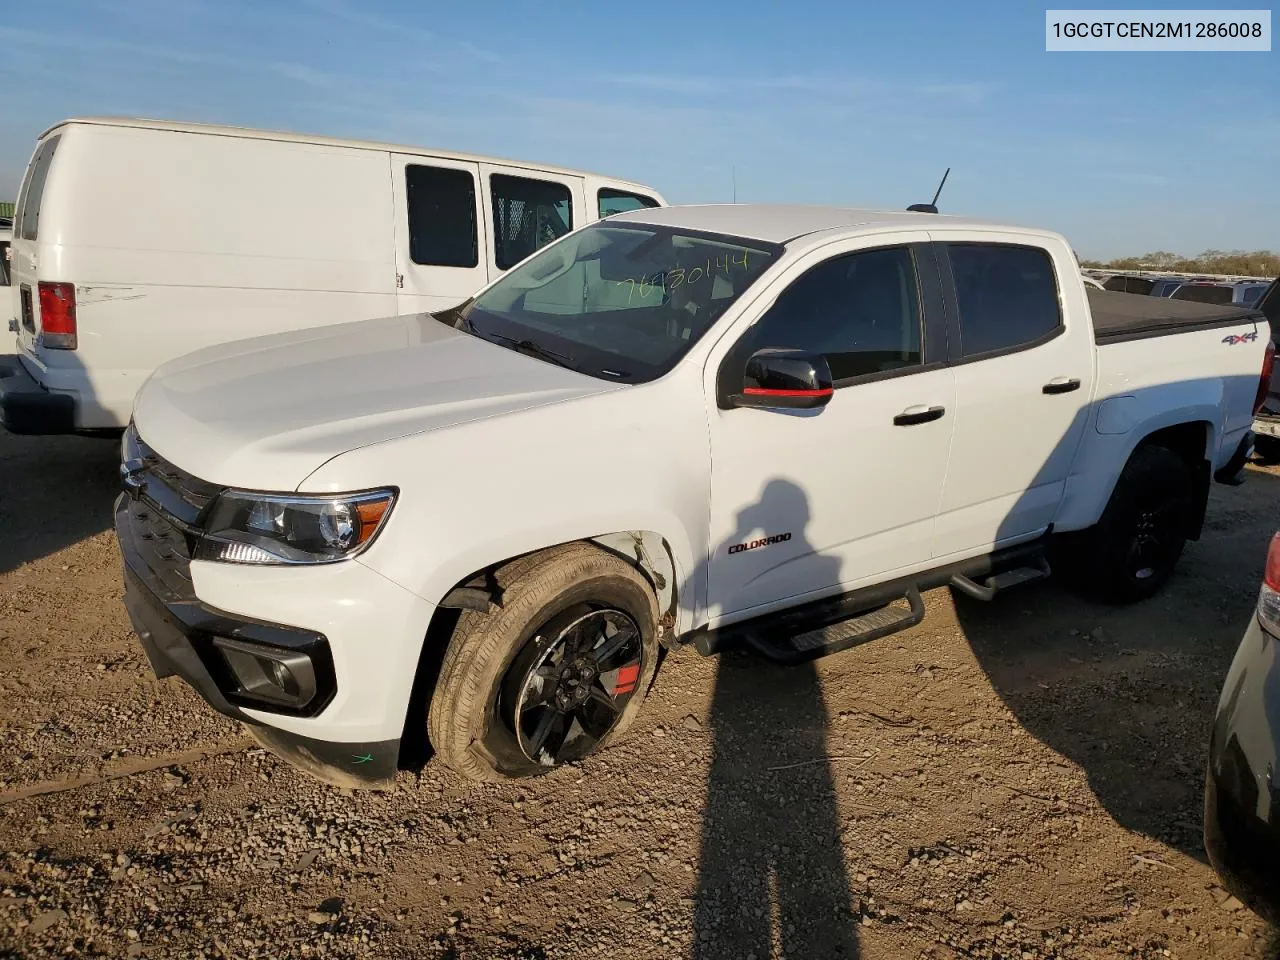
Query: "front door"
704 237 955 625
930 236 1094 558
391 154 489 315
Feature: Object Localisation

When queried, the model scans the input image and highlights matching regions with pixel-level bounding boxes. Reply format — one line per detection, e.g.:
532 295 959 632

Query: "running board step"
949 557 1051 602
740 587 925 666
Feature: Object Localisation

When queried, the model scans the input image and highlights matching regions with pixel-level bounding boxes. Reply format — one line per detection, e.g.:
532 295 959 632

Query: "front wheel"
427 544 660 781
1055 444 1194 603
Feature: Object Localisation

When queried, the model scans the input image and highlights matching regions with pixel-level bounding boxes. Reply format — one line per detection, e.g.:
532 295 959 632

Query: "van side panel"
29 124 398 428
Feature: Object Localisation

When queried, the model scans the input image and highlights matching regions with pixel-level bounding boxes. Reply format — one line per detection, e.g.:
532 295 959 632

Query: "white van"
0 117 665 435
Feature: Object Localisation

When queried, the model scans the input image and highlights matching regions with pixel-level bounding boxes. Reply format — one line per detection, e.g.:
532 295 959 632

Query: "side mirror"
728 348 833 411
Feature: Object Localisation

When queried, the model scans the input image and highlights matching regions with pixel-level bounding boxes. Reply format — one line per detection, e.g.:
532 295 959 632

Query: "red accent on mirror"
743 387 834 398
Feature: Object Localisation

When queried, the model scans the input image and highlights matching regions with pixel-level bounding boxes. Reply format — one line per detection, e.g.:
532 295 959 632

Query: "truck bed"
1089 289 1261 345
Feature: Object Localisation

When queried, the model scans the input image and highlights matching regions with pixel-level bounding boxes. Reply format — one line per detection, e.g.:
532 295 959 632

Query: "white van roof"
41 117 659 192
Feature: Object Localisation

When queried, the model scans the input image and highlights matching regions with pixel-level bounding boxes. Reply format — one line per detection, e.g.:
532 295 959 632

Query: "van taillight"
37 281 76 350
1254 340 1276 415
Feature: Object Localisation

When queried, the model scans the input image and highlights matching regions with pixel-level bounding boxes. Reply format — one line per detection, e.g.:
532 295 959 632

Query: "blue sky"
1 0 1275 259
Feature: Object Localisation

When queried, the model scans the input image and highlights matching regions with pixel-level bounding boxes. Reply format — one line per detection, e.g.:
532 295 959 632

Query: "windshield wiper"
484 332 578 371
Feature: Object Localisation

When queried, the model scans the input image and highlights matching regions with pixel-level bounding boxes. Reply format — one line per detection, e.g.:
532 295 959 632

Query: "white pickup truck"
114 204 1273 787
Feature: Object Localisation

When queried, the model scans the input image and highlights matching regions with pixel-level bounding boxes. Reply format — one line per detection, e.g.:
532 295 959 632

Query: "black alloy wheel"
500 605 645 767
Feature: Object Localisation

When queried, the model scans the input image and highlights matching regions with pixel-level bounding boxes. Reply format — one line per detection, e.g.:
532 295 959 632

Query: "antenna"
907 167 950 214
732 166 737 204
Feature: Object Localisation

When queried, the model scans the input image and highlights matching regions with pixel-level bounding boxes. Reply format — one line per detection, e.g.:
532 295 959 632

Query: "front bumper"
116 492 405 789
1204 616 1280 924
0 353 74 435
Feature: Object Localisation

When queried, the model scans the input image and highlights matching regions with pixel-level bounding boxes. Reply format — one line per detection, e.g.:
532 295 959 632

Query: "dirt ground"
1 429 1278 960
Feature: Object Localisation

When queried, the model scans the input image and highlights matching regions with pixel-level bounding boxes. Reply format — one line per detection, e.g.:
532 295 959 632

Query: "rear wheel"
1056 444 1194 603
427 544 660 781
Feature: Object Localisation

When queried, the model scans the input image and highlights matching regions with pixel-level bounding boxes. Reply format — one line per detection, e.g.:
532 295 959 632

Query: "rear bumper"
0 353 74 434
1204 616 1280 924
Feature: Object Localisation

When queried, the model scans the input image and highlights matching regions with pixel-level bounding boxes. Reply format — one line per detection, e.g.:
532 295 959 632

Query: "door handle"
893 405 946 426
1043 377 1082 395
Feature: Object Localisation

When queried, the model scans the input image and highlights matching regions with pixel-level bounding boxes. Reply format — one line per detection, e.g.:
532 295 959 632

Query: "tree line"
1080 250 1280 278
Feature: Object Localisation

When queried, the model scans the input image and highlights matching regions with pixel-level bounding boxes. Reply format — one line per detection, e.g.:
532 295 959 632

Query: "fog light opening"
212 636 317 709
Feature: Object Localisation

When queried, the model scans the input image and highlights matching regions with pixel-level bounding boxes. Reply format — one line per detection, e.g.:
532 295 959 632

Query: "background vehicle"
1149 277 1187 298
1233 281 1270 308
1204 530 1280 925
116 205 1271 786
1172 282 1236 305
1081 275 1105 290
1 117 665 436
1103 273 1156 294
0 216 10 288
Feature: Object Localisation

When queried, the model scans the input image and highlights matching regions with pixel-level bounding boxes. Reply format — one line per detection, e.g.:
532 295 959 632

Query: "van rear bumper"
0 353 75 435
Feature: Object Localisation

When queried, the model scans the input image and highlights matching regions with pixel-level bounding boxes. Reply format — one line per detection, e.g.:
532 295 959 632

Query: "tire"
1057 444 1194 603
427 543 660 781
1254 434 1280 465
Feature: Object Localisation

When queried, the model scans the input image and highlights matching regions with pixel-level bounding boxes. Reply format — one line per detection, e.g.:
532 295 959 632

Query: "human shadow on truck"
689 479 860 959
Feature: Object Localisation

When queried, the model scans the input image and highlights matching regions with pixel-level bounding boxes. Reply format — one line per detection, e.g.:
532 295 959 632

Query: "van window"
491 175 572 270
405 165 479 268
0 242 10 286
947 243 1062 358
16 134 61 242
598 188 660 218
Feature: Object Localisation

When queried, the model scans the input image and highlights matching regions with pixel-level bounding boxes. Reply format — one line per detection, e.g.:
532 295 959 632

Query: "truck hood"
132 313 622 490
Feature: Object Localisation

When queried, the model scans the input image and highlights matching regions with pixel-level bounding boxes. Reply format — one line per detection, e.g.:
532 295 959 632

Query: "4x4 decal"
1223 331 1259 345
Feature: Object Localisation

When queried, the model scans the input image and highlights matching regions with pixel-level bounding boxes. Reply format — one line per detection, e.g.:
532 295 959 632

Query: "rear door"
9 133 62 355
480 165 583 276
930 236 1095 558
391 154 489 315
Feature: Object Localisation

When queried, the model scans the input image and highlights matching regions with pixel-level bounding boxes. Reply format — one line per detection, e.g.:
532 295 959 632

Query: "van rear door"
390 154 489 315
9 133 62 357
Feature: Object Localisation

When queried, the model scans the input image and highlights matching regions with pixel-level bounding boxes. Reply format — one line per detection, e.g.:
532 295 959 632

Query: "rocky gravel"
1 430 1278 958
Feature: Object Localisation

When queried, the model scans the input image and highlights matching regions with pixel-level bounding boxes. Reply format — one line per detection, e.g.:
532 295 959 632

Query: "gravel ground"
0 429 1277 959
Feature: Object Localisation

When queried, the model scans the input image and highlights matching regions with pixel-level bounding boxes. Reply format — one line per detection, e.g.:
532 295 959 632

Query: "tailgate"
1257 278 1280 416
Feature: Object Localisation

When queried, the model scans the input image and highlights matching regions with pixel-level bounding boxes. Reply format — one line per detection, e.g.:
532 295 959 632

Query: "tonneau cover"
1089 289 1261 345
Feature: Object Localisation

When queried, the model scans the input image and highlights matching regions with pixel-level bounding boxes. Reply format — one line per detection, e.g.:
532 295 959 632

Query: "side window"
405 165 478 268
16 134 61 242
491 175 572 271
738 246 923 384
598 188 660 218
947 244 1062 358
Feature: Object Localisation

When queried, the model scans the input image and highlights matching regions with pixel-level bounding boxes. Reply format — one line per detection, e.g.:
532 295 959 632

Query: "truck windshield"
443 223 782 383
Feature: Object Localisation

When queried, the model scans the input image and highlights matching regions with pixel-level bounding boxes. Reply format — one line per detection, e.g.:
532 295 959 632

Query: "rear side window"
491 175 572 270
947 244 1062 358
598 188 660 218
740 246 923 383
405 165 478 267
16 135 61 242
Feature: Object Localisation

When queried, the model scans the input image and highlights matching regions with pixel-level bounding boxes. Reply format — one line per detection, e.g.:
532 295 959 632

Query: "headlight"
194 489 396 565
